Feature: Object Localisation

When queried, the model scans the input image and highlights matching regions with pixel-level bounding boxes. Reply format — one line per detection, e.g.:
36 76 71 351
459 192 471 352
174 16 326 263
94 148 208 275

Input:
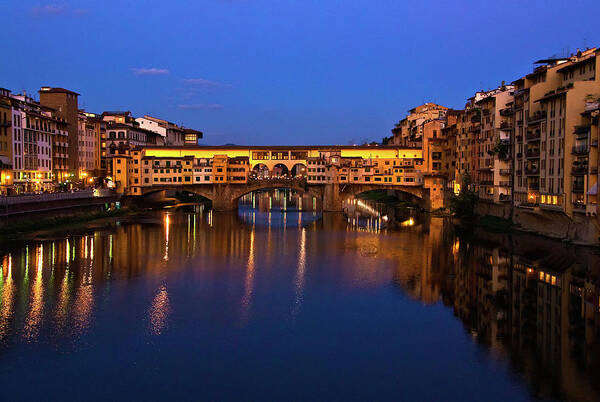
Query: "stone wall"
512 208 600 245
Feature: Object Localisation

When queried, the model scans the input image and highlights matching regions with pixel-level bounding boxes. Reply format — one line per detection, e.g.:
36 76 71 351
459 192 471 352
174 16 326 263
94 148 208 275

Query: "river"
0 189 599 401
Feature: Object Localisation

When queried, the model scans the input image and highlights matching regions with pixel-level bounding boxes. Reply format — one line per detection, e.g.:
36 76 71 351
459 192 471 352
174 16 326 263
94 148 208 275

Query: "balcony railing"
526 149 540 158
499 181 512 187
499 193 511 202
527 110 547 124
499 108 513 117
499 169 512 175
571 146 589 155
525 167 539 175
526 130 541 141
574 125 591 136
499 121 512 130
572 184 585 193
571 164 588 175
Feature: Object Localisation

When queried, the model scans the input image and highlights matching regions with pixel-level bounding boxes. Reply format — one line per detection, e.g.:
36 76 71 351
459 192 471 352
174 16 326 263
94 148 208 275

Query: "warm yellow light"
401 217 415 227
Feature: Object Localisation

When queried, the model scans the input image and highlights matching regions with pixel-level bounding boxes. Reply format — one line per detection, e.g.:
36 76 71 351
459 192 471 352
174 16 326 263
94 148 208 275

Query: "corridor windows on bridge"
252 152 269 160
290 151 308 160
271 151 289 160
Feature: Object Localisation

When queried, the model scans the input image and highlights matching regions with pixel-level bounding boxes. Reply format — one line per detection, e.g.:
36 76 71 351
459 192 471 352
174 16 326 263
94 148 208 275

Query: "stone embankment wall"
475 200 600 245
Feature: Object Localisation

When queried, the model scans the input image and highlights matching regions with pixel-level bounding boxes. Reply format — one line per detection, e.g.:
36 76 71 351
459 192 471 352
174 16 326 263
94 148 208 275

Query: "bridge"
140 178 427 211
114 145 442 211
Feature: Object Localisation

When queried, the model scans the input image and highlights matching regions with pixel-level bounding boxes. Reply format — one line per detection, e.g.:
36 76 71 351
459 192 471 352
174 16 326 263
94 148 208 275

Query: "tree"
449 173 478 219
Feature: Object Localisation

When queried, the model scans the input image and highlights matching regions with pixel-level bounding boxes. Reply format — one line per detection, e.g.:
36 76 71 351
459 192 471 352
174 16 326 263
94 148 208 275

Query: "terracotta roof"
39 87 80 96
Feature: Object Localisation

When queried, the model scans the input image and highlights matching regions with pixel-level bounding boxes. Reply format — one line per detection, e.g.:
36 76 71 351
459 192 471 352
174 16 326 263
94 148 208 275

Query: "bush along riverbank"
0 207 141 242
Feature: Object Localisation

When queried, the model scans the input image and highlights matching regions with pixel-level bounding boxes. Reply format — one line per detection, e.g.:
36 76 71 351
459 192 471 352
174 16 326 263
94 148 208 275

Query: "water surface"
1 190 599 401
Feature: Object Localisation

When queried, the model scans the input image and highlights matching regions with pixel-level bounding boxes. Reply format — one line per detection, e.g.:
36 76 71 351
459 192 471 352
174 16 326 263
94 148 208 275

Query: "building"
0 88 13 194
510 48 599 221
112 146 426 201
77 111 100 182
473 83 514 205
38 87 80 176
12 93 61 192
136 115 184 146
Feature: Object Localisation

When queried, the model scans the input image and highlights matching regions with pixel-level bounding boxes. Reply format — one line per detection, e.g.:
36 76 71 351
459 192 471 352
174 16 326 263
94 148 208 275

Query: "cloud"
30 4 89 17
178 104 224 110
31 4 66 17
131 68 170 76
182 78 232 89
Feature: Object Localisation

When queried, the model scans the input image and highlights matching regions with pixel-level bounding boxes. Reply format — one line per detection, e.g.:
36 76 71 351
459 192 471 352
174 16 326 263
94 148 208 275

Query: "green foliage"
449 173 478 219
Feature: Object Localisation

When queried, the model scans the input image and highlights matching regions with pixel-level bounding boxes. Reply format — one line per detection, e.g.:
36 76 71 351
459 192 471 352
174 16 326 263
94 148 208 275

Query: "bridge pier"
322 183 343 212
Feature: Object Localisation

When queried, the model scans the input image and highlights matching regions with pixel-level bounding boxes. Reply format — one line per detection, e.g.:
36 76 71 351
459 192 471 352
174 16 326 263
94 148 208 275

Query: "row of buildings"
0 86 203 194
390 47 600 241
111 145 441 201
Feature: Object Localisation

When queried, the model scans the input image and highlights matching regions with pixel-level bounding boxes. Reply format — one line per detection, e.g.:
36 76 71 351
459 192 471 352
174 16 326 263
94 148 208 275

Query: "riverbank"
0 207 145 245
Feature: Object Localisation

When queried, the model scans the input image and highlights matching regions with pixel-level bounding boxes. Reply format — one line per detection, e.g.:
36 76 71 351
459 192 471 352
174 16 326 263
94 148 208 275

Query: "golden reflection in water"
149 285 170 335
71 282 93 336
72 239 94 336
164 213 170 262
240 228 256 324
292 228 307 320
55 265 71 334
23 245 44 341
0 255 14 341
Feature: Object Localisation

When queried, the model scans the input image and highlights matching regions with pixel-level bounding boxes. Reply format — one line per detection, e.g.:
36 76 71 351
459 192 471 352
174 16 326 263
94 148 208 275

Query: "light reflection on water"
0 189 599 401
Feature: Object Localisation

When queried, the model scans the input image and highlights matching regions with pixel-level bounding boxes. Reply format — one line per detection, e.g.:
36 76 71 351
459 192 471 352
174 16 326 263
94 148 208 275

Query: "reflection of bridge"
142 178 427 211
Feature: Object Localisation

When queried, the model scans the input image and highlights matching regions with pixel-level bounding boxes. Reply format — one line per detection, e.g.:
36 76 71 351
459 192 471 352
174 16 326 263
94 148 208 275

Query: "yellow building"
0 89 13 194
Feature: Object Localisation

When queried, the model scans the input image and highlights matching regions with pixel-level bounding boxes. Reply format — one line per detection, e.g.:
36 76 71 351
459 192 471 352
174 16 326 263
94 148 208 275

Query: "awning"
588 183 598 196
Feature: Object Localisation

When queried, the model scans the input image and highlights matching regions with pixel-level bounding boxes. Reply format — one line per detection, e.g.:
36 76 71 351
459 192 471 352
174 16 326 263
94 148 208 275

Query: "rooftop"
39 87 80 96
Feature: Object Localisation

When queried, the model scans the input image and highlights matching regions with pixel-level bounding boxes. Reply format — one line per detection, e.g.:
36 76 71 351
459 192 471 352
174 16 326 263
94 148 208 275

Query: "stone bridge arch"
139 182 428 212
331 184 427 211
141 180 323 211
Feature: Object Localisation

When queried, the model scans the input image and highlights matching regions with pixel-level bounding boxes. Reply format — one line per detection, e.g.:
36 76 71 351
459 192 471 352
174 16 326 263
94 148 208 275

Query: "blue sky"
1 1 599 145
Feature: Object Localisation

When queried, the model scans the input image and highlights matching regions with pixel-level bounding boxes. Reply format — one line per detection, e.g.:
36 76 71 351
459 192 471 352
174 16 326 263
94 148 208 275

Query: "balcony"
468 125 480 133
526 130 541 141
574 125 590 136
525 167 539 175
499 181 512 187
573 202 586 212
571 146 589 155
499 169 512 175
527 110 547 125
499 193 511 202
526 149 540 158
571 164 588 175
499 121 512 130
480 180 494 185
528 183 540 190
499 108 513 117
498 152 511 161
